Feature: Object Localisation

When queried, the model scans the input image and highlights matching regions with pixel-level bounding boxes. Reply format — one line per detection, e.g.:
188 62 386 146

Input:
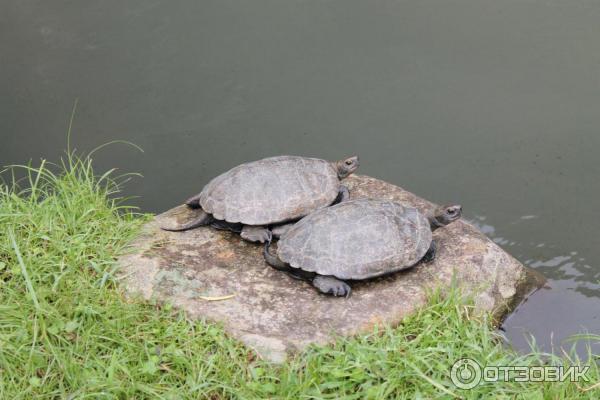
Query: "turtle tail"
184 193 203 209
264 239 316 281
160 210 213 232
263 240 291 271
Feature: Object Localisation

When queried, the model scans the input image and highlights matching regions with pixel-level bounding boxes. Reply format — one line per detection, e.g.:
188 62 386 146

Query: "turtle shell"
277 198 432 280
198 156 340 225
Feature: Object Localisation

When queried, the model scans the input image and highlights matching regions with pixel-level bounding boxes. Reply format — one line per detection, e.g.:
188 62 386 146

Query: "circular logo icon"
451 358 482 389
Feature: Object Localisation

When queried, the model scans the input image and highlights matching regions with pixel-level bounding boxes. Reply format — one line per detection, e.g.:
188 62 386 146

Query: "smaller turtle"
263 198 462 297
161 155 359 242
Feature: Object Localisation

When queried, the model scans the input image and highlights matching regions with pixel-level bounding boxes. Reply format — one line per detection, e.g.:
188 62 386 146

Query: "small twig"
576 380 600 392
198 294 236 301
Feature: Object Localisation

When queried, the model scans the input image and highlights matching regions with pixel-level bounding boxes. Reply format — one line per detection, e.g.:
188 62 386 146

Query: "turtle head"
335 156 360 179
429 204 462 231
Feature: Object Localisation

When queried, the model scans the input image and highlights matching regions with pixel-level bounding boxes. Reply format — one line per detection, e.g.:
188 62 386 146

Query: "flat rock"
118 175 543 362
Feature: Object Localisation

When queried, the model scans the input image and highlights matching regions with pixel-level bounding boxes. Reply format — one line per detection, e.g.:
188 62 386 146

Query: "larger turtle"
162 155 359 242
263 198 462 297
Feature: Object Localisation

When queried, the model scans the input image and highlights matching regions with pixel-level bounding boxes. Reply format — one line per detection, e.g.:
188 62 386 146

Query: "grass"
0 151 598 399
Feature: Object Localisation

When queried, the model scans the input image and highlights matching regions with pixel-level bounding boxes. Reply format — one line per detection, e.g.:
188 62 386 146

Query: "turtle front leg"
240 225 272 243
334 185 350 204
421 240 437 263
312 275 352 298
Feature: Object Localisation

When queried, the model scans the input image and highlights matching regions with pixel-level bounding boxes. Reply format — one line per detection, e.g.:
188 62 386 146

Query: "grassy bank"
0 153 598 399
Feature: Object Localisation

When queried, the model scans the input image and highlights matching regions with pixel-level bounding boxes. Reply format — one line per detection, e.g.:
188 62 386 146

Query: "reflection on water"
471 215 599 298
470 215 600 354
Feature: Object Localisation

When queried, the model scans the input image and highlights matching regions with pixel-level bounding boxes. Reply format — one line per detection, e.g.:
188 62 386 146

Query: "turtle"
161 155 360 242
263 198 462 297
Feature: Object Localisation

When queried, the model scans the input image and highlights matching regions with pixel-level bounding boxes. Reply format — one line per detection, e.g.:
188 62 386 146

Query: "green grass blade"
8 229 40 311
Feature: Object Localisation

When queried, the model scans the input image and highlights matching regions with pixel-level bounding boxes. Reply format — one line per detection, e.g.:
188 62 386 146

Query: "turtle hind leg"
264 240 351 297
332 185 350 205
263 240 300 280
241 226 272 243
421 241 437 264
263 240 293 272
263 241 316 281
160 209 213 232
211 220 243 233
312 275 351 298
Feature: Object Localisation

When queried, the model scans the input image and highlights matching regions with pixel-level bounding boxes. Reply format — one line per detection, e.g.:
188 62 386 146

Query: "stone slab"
118 175 543 362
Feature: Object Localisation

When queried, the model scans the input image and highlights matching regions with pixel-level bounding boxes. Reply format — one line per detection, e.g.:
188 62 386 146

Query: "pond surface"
2 0 599 354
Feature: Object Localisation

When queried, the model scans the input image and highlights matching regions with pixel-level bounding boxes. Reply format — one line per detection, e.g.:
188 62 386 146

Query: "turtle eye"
447 209 455 215
345 160 353 166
